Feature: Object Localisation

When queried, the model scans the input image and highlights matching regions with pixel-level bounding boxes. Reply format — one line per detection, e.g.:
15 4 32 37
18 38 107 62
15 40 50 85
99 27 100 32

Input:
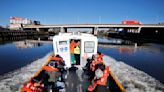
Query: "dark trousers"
59 68 67 81
95 85 107 92
74 54 80 65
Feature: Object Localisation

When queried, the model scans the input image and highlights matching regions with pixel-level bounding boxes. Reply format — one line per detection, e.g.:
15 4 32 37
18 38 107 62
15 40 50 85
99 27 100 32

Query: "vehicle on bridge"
122 20 141 25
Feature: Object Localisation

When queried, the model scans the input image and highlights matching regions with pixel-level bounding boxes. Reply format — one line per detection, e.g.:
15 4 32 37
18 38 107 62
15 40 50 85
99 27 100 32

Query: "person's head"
71 39 74 43
87 58 92 62
77 40 80 43
76 40 80 46
93 54 98 60
56 54 60 58
97 51 102 55
97 51 104 60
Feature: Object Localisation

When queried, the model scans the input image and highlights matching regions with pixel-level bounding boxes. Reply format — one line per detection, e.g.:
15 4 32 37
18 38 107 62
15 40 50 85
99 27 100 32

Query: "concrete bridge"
23 24 164 35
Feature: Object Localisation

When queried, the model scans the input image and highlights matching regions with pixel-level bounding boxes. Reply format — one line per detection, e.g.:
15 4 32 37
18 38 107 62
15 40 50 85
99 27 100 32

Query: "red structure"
122 20 140 25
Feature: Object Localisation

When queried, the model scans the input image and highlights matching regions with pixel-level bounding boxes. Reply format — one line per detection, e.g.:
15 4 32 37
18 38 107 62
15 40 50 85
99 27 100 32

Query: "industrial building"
9 17 40 30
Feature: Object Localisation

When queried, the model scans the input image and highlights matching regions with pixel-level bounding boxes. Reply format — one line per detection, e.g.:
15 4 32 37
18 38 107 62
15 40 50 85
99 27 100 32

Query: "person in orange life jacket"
82 55 96 80
88 54 102 81
90 54 103 72
45 56 60 72
70 39 75 65
55 55 67 82
97 51 104 61
48 55 66 70
44 55 62 83
88 63 110 92
50 55 65 67
25 77 44 92
55 55 66 66
43 56 63 92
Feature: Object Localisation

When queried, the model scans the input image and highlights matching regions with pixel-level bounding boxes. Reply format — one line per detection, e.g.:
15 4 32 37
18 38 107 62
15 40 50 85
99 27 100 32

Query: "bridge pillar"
60 27 65 33
20 24 24 31
65 28 67 33
93 27 98 35
138 27 141 33
36 28 40 32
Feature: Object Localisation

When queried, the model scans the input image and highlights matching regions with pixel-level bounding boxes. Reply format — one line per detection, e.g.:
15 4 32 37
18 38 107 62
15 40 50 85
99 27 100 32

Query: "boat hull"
21 56 125 92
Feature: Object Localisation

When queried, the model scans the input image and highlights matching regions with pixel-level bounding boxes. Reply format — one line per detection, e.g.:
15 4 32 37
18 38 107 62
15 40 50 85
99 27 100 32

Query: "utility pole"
99 16 101 24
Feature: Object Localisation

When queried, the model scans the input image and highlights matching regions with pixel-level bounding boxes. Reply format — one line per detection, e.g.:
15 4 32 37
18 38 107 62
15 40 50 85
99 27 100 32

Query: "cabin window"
59 41 67 45
84 41 95 53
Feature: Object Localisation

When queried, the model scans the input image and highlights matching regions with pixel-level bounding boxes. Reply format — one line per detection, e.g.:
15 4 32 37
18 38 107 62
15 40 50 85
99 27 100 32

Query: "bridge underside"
23 26 164 37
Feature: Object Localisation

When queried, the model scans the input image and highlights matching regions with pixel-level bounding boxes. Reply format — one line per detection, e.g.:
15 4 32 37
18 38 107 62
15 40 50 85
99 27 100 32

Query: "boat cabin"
53 32 98 68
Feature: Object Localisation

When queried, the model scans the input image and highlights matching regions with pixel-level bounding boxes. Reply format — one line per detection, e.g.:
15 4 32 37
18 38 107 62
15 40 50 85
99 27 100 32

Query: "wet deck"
65 67 90 92
65 66 123 92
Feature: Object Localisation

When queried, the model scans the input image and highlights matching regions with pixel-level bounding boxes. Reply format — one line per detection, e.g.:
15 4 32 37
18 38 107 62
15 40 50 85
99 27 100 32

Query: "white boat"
53 32 98 68
21 32 125 92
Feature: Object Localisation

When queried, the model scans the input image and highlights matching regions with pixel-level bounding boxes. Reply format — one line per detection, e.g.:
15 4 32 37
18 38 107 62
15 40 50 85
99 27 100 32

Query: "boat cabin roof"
53 32 97 40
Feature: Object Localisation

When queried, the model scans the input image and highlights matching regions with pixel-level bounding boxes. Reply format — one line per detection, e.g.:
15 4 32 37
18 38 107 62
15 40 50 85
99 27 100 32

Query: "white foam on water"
0 52 52 92
103 55 164 92
0 53 164 92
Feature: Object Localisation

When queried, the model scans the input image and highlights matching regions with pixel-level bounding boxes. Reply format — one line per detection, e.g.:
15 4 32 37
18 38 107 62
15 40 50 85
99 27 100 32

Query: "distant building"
9 17 40 30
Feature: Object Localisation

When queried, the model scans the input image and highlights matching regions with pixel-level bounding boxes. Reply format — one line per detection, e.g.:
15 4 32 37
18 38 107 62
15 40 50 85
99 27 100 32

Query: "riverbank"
107 33 164 44
0 29 48 38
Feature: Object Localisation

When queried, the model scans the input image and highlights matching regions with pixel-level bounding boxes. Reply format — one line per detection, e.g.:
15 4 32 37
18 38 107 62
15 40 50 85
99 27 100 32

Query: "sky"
0 0 164 26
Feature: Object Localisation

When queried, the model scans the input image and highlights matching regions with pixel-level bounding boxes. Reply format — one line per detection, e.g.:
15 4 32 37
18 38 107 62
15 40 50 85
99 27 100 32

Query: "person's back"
70 40 75 64
70 40 75 54
88 63 109 92
55 55 67 82
90 54 102 71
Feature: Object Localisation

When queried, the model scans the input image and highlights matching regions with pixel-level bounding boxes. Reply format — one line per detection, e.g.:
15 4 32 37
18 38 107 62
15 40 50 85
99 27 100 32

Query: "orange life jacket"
22 80 44 92
96 66 109 86
88 81 97 91
88 66 110 91
98 54 104 60
50 56 62 61
43 66 59 72
70 42 75 53
91 59 103 71
50 56 65 66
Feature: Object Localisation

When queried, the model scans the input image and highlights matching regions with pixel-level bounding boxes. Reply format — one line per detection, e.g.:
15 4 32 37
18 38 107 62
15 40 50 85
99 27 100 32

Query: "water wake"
103 55 164 92
0 52 52 92
0 53 164 92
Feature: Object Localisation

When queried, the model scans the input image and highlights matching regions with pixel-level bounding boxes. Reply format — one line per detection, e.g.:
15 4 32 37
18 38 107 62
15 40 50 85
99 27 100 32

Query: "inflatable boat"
21 32 125 92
